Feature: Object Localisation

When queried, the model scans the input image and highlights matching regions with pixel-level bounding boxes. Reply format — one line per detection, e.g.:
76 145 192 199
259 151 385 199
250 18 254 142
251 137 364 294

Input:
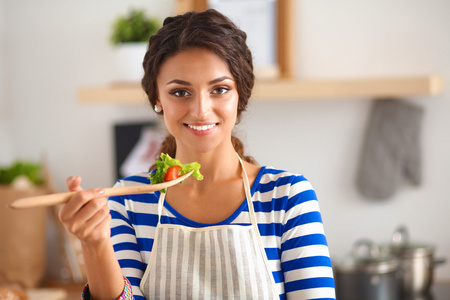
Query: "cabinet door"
174 0 295 79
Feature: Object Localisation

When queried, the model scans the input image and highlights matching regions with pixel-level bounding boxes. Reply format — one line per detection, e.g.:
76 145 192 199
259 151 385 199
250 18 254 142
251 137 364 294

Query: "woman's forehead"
158 48 233 83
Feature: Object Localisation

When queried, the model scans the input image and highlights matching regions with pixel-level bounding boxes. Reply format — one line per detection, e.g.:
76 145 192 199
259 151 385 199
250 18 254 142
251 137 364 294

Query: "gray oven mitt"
356 99 424 199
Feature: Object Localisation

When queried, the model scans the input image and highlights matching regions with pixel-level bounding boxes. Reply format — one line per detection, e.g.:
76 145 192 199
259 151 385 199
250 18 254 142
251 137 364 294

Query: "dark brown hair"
142 9 256 167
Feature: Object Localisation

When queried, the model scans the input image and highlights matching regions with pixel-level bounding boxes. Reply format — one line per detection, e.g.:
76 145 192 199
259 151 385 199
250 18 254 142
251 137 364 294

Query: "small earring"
154 105 162 113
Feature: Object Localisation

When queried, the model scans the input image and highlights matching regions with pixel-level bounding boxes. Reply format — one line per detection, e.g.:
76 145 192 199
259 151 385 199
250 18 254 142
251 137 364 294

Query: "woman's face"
156 47 239 154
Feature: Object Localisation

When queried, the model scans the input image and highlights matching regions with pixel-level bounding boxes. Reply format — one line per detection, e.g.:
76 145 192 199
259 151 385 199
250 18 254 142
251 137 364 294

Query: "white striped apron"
140 156 278 299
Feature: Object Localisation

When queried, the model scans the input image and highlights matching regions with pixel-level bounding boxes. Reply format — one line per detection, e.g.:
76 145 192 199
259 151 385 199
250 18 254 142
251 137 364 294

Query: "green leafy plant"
0 161 45 185
110 8 160 45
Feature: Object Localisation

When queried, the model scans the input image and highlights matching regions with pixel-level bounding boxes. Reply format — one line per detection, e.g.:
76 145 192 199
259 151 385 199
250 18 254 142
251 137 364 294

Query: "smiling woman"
59 8 336 300
155 48 239 153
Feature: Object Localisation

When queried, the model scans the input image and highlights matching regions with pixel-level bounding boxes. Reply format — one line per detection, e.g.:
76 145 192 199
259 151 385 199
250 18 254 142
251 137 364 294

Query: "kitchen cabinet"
77 0 444 104
176 0 295 79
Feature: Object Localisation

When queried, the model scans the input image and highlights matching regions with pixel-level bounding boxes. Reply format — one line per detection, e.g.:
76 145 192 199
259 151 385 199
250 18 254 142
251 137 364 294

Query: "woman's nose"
191 92 211 120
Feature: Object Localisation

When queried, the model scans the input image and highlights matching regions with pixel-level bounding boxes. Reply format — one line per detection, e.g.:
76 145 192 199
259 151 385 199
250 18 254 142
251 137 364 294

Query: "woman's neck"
175 143 241 185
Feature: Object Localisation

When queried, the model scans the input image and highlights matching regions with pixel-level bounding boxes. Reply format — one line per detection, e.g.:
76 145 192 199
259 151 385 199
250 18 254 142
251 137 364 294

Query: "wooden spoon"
9 171 193 209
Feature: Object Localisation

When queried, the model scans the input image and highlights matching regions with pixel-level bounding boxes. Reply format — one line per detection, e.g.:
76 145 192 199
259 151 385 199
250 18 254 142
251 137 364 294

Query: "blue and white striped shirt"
108 166 336 300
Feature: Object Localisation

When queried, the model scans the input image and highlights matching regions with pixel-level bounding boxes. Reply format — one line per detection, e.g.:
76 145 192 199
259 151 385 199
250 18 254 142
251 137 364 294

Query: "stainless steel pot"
379 225 446 296
334 239 401 300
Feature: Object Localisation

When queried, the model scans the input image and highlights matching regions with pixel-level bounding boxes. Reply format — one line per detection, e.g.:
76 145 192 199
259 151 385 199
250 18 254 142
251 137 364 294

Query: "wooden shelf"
77 75 443 104
78 2 443 104
254 75 443 100
78 83 148 104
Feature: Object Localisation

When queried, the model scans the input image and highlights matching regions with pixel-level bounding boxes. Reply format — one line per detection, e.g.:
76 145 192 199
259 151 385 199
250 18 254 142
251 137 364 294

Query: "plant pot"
0 185 49 288
113 42 147 83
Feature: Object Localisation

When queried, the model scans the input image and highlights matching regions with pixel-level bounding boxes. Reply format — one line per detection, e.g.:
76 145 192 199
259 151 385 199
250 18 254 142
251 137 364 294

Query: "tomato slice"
164 165 182 182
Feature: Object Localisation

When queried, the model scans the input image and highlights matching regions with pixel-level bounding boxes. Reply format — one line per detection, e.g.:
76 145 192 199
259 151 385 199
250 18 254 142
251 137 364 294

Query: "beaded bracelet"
81 276 132 300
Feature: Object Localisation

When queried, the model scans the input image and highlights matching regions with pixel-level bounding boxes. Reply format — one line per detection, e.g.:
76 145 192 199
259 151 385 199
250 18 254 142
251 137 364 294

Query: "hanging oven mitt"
356 99 424 199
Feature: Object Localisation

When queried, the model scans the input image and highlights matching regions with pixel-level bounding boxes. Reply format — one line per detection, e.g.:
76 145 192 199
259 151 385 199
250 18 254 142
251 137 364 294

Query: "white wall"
3 0 172 185
0 0 13 165
2 0 450 282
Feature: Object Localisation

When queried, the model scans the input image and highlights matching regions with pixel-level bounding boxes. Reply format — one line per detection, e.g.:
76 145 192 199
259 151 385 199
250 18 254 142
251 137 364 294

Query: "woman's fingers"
61 176 85 220
67 195 108 231
59 182 111 243
77 205 112 242
69 199 111 242
66 176 83 192
60 188 105 221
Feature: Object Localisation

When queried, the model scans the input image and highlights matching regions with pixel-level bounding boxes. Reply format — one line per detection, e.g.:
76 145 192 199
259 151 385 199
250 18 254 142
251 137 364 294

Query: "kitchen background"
1 0 449 285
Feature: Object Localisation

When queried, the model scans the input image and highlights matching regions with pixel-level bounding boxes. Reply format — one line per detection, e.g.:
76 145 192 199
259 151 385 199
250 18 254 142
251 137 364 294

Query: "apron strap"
237 153 277 290
157 191 165 223
236 153 258 226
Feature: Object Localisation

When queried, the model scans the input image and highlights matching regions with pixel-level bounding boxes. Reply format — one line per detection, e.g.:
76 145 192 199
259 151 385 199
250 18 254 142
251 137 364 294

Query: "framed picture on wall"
175 0 295 79
114 122 165 179
209 0 278 79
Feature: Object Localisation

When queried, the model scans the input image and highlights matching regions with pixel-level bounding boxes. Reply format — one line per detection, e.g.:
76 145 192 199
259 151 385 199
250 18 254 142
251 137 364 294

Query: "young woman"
60 9 336 300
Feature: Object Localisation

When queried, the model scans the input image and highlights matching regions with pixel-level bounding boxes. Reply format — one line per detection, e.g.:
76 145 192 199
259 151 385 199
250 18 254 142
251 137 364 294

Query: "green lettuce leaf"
150 153 203 192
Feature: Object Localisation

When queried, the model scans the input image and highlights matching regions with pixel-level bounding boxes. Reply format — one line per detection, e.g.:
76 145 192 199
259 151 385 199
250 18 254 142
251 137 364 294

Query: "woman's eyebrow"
166 76 233 86
209 76 233 85
167 79 191 85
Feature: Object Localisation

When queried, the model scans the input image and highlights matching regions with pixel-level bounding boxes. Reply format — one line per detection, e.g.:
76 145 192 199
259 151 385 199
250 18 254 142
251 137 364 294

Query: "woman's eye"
212 87 229 95
170 89 190 97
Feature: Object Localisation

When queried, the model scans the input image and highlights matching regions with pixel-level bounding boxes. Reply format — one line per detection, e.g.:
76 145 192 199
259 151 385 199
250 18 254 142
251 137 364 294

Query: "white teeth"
188 124 216 131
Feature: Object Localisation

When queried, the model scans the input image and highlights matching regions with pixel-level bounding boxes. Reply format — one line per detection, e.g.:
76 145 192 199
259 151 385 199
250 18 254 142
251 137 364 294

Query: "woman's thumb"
66 176 84 192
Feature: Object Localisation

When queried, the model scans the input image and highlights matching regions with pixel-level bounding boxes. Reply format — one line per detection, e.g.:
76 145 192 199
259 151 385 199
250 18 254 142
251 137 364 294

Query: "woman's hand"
59 176 112 246
59 177 126 299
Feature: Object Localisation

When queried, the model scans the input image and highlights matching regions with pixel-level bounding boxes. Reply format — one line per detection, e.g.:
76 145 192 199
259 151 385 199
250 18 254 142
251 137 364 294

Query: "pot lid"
380 225 435 257
335 239 399 274
381 243 435 257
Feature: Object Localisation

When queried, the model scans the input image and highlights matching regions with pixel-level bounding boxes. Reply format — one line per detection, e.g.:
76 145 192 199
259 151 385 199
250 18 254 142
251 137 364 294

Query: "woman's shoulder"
252 167 318 215
255 166 315 195
258 166 308 184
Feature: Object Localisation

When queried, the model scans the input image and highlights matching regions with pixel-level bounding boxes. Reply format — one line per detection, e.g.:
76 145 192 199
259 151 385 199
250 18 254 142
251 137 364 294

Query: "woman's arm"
59 176 125 300
81 238 125 299
281 176 336 299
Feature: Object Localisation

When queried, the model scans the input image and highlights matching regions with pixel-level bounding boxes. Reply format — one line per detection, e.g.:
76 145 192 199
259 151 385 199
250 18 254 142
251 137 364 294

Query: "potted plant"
110 8 160 83
0 161 49 288
0 160 45 187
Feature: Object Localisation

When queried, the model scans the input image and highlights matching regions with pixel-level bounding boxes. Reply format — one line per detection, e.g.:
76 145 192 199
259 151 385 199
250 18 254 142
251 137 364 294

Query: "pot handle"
352 239 380 258
434 257 446 266
392 225 409 247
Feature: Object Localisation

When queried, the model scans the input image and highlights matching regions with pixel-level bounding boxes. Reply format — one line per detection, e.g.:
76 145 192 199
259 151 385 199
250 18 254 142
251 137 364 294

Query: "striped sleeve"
108 174 153 300
255 168 336 299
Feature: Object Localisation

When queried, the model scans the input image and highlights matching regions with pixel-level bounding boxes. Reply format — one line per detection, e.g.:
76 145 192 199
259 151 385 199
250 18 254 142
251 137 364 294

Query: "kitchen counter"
27 282 450 299
402 283 450 300
27 288 67 300
27 282 85 300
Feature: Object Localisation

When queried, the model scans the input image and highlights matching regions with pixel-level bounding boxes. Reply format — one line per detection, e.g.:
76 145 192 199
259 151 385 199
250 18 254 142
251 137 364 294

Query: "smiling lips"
186 123 217 136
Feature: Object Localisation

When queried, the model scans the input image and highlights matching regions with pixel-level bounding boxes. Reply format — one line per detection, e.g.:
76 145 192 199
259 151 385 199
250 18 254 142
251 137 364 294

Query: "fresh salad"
150 153 203 192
